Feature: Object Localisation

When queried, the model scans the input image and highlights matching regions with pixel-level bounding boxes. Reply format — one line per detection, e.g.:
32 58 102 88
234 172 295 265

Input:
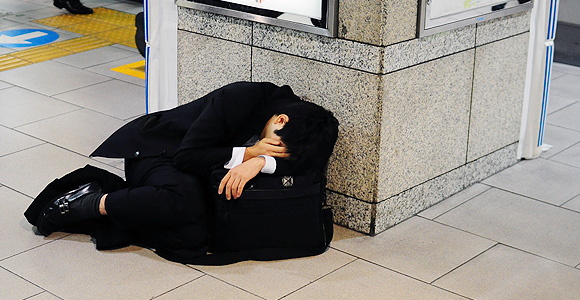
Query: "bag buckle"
282 176 294 187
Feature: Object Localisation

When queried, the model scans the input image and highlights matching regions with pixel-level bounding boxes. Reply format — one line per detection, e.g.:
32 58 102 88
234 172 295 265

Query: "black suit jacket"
91 81 301 175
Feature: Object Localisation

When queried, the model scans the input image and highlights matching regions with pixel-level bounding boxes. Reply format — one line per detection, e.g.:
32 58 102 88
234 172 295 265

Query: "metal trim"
418 0 533 37
176 0 338 37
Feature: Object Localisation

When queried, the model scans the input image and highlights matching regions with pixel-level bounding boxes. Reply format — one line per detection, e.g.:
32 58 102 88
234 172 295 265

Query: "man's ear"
275 114 289 125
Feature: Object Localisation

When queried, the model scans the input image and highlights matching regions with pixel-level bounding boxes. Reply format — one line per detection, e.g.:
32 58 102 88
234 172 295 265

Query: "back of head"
274 101 339 173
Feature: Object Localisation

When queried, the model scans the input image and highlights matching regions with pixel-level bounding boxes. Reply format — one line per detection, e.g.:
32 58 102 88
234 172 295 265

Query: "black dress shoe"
53 0 94 15
36 182 103 236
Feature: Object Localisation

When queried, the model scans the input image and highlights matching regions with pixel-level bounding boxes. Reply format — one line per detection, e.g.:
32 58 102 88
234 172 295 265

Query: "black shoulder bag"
160 170 333 265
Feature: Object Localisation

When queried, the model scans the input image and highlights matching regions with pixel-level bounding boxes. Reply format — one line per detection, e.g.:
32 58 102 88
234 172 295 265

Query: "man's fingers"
221 171 237 200
224 172 245 200
261 138 281 145
235 179 248 199
220 158 263 199
225 177 233 200
231 177 243 199
262 142 287 156
269 146 289 157
218 172 230 195
219 170 240 200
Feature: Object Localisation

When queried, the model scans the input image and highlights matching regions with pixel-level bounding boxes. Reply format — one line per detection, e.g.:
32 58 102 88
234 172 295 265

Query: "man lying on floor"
24 81 339 262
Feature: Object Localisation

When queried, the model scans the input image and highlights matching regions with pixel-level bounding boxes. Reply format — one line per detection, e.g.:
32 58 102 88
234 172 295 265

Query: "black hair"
274 101 339 173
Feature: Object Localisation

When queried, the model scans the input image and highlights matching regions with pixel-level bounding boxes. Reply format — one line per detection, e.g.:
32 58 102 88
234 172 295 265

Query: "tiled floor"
2 1 580 299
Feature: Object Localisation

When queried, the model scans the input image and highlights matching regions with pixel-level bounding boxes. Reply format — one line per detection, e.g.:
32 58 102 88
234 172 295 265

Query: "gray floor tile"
283 259 468 300
548 101 580 132
0 18 21 30
483 158 580 205
54 46 139 69
331 217 495 283
419 183 490 219
2 7 65 26
0 86 80 128
195 248 356 300
0 234 202 300
92 156 124 170
547 94 578 115
110 43 141 54
0 143 123 198
0 60 110 96
551 70 566 80
434 244 580 300
553 62 580 76
16 108 126 156
85 55 146 87
0 126 43 156
26 292 61 300
550 74 580 101
551 142 580 169
563 195 580 213
18 0 55 6
0 46 15 55
54 80 145 120
0 80 11 90
153 275 262 300
0 0 41 14
0 266 44 300
540 124 580 159
436 188 580 266
85 0 121 6
0 187 67 261
103 2 143 14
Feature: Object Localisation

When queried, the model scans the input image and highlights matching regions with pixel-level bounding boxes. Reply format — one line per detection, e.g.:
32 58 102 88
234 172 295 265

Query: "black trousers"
107 157 204 228
101 157 209 255
25 160 209 259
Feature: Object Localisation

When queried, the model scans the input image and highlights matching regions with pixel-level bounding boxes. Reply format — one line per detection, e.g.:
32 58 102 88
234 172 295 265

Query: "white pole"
145 0 178 114
518 0 560 159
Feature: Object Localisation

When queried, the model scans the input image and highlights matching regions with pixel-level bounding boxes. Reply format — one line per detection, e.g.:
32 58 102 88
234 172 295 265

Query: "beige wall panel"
467 33 529 161
177 31 251 105
379 50 475 199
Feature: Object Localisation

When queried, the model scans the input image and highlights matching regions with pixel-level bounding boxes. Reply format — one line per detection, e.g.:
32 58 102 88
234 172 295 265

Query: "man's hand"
218 157 265 200
244 138 288 161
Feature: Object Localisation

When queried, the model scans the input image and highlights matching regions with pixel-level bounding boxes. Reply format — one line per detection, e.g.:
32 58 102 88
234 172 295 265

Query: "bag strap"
222 183 321 200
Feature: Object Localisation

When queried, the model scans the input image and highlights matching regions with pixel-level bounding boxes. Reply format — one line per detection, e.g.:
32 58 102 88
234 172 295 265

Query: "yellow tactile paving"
0 55 31 72
9 44 73 63
52 36 114 53
89 7 135 27
1 8 139 72
60 20 121 36
33 14 90 29
94 27 135 43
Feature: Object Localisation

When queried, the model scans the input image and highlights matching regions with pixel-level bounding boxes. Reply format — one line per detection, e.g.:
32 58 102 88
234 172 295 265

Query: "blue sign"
0 29 59 48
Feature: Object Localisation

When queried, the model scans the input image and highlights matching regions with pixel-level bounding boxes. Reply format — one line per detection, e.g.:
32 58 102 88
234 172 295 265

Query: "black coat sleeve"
173 82 299 174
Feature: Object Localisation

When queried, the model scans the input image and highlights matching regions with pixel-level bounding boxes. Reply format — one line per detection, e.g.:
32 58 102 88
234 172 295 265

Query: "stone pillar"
176 3 531 235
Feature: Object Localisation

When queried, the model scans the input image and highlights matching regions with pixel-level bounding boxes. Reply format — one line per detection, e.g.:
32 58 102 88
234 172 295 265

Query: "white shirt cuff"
224 147 245 169
223 149 276 174
259 155 276 174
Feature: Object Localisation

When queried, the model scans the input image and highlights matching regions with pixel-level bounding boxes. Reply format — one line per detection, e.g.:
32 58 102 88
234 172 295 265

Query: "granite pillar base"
331 143 519 235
